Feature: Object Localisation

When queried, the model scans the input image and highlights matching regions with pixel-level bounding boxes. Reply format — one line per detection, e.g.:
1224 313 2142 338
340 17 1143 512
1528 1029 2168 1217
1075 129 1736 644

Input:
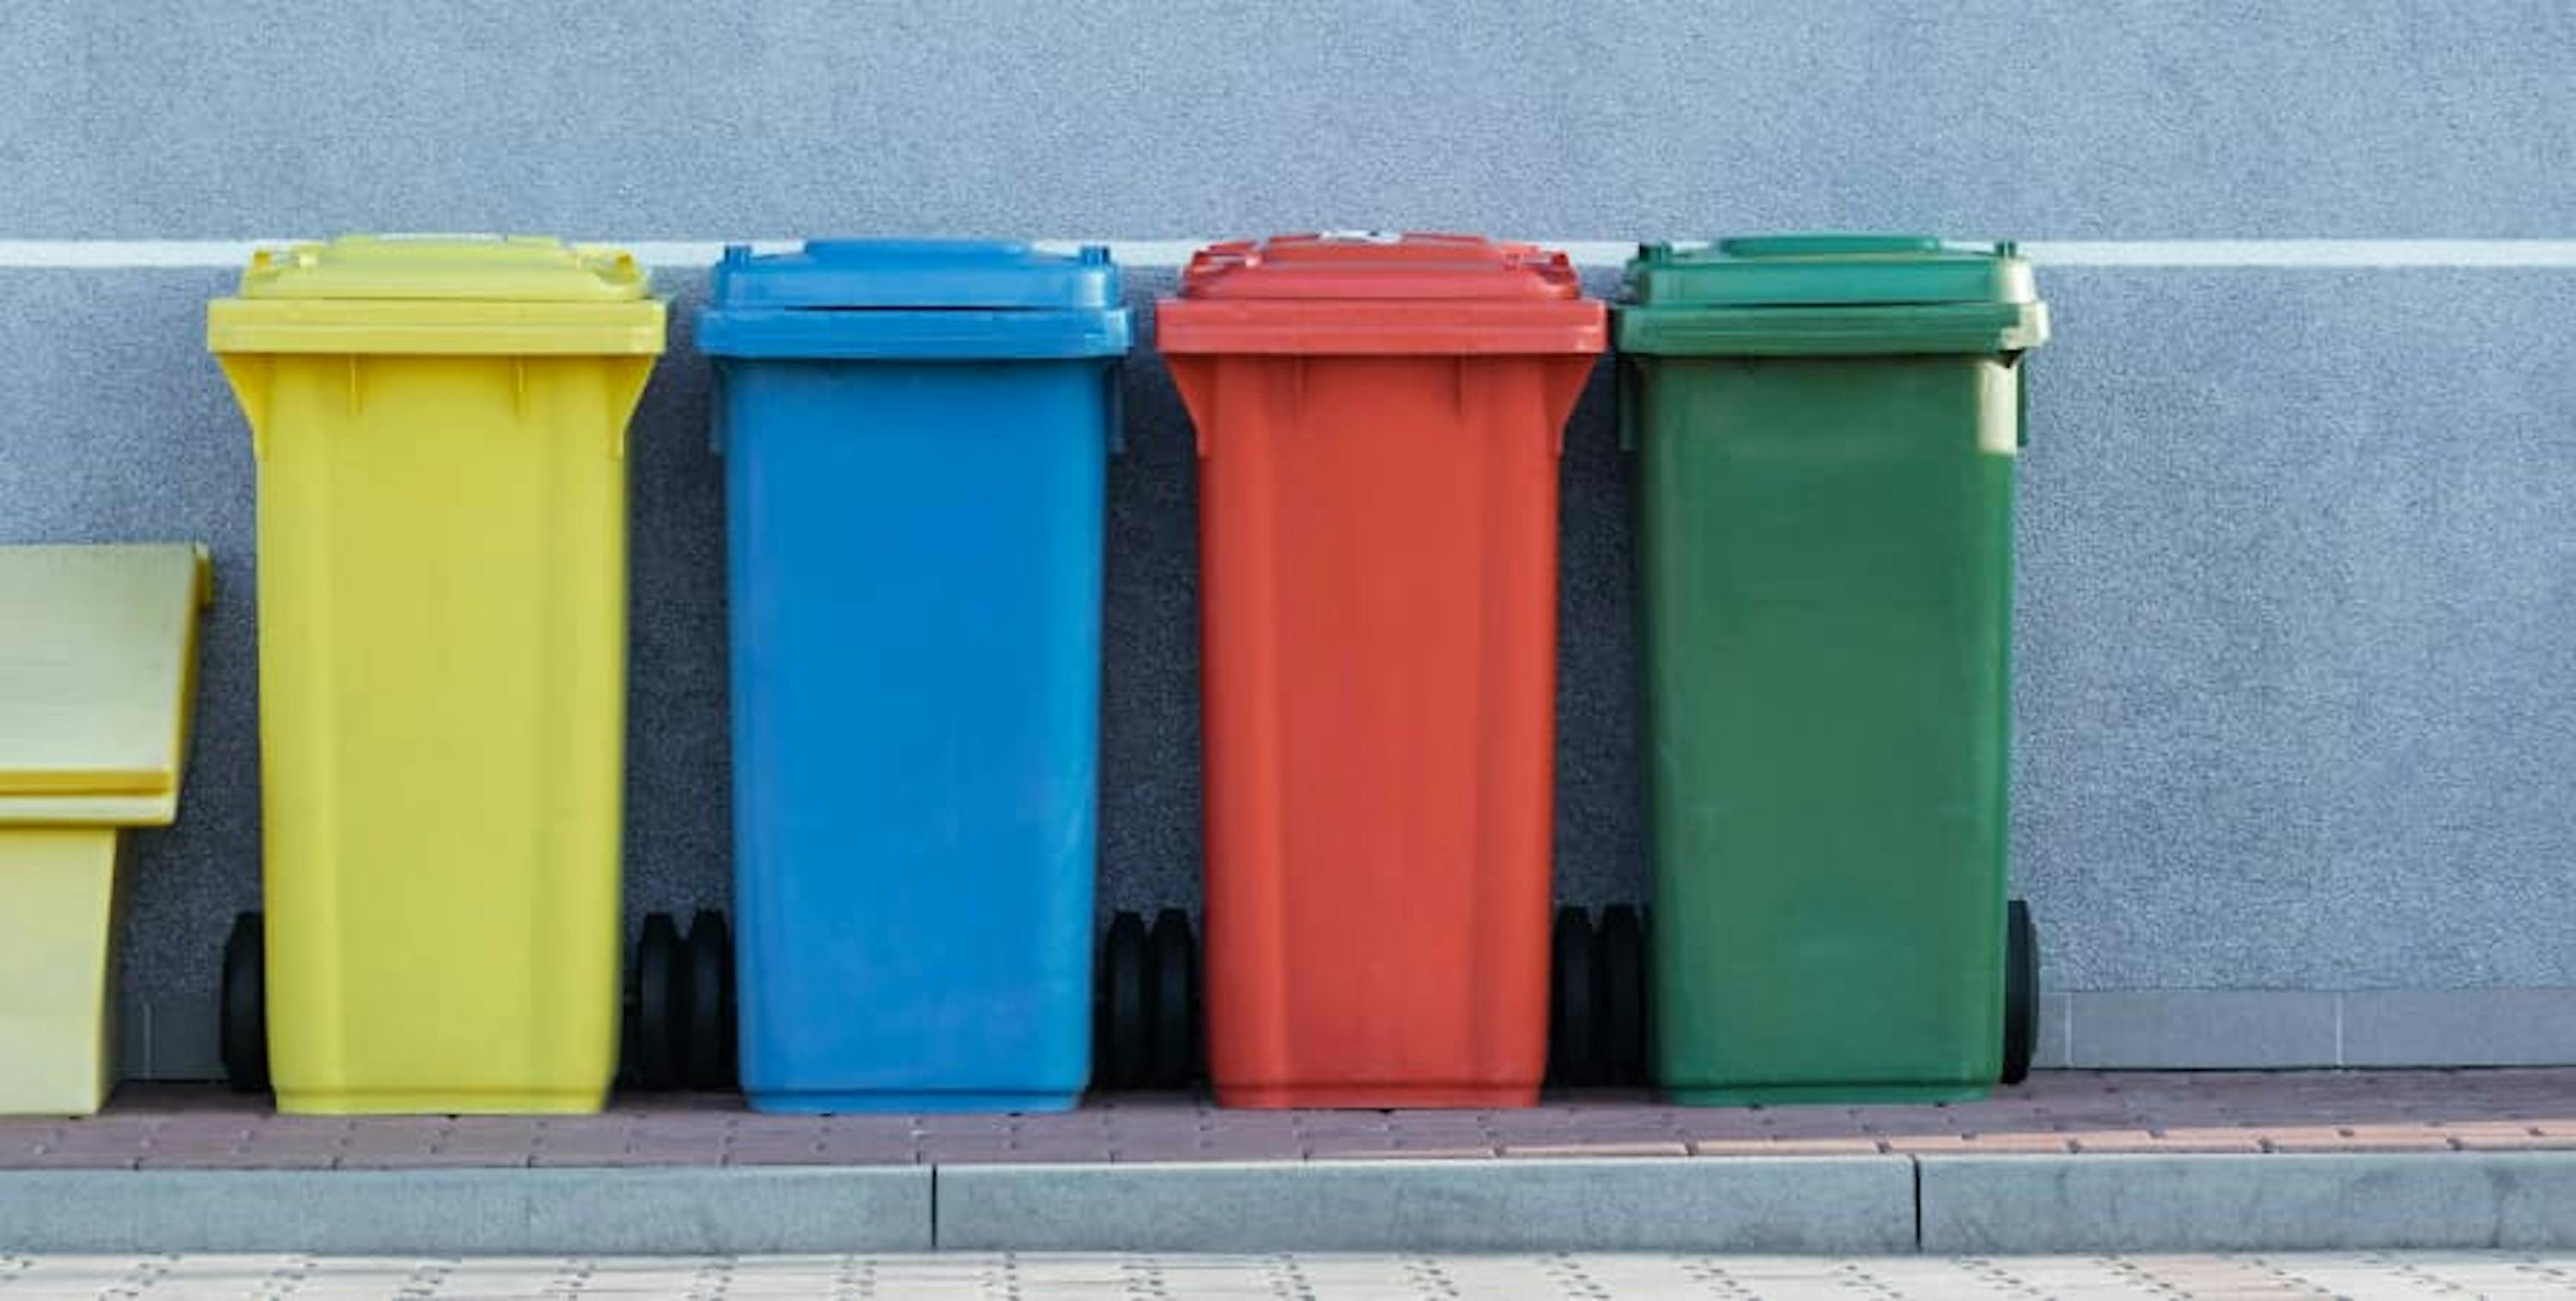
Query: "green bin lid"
1617 235 2047 357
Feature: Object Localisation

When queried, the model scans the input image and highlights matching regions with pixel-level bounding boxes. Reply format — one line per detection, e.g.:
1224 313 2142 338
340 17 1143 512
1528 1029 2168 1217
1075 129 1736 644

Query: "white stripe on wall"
1 239 2573 271
2026 240 2576 268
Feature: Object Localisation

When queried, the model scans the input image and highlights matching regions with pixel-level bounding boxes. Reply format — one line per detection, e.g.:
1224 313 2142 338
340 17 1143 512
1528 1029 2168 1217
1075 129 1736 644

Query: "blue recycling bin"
699 240 1132 1113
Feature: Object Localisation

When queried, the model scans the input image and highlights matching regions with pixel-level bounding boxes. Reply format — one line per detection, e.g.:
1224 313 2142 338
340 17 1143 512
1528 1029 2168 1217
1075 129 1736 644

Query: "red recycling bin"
1158 233 1606 1107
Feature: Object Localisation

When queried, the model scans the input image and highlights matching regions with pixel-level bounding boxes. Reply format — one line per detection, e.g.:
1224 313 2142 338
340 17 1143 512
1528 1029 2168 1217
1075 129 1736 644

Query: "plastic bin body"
1617 236 2048 1104
0 545 210 1116
210 237 664 1115
700 241 1130 1114
1159 234 1605 1108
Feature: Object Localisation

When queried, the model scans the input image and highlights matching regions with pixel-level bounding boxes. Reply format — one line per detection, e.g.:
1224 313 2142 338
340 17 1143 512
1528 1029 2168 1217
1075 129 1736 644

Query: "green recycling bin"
1617 235 2050 1104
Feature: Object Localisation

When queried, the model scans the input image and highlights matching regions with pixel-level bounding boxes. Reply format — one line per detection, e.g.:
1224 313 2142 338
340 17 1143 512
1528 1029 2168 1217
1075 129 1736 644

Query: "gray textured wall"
5 2 2570 238
2 1 2571 1068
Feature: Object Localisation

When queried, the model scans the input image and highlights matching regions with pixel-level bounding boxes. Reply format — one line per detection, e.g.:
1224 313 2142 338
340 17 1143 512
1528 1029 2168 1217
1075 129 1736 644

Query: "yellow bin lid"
208 234 665 356
0 545 212 826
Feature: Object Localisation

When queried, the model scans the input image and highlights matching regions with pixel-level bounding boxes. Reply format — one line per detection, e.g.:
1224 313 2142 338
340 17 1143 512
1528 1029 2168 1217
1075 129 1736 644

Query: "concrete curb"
0 1167 933 1254
1920 1152 2576 1254
4 1152 2574 1255
936 1157 1916 1253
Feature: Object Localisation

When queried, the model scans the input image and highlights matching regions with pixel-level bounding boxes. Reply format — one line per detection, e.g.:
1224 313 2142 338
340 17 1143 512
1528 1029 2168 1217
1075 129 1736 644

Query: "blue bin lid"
698 240 1132 360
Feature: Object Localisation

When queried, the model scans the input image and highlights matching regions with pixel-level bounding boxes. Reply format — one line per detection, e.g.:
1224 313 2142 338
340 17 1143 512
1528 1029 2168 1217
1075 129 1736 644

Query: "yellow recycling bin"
208 236 665 1115
0 544 210 1116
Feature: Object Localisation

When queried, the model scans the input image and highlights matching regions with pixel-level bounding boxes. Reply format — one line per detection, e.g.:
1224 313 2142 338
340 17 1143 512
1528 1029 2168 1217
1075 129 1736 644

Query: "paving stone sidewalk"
3 1069 2569 1170
9 1249 2576 1298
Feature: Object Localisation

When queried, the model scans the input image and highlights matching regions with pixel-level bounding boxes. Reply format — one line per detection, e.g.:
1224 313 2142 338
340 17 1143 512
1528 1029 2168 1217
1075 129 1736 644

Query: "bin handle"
2014 353 2029 449
708 364 729 456
1615 357 1639 453
1105 364 1125 457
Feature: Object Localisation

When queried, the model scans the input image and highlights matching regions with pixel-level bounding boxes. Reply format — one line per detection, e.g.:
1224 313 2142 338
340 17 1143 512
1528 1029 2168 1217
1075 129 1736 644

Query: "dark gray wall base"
2052 989 2576 1069
109 986 2576 1083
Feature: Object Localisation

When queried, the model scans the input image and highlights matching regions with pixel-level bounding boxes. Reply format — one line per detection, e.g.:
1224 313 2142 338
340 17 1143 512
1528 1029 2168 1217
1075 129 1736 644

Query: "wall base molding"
2038 988 2576 1069
107 987 2576 1085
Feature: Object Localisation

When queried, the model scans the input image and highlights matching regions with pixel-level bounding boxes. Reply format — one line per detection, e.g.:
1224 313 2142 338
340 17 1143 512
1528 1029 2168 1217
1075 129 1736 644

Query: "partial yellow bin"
0 544 211 1116
209 236 665 1115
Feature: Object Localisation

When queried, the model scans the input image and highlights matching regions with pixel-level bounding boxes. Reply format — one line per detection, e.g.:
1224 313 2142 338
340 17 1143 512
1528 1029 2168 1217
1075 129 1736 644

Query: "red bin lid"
1157 232 1606 356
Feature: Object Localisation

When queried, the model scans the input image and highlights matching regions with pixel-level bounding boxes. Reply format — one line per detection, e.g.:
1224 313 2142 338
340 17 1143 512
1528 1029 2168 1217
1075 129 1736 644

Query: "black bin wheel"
1549 907 1598 1087
2002 898 2039 1086
1097 912 1150 1091
1146 909 1198 1089
220 910 269 1094
1596 904 1648 1087
683 909 736 1091
628 912 684 1091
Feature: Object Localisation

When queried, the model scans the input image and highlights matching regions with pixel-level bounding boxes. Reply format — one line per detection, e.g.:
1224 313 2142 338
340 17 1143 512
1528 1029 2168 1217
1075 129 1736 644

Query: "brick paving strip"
1 1069 2568 1170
